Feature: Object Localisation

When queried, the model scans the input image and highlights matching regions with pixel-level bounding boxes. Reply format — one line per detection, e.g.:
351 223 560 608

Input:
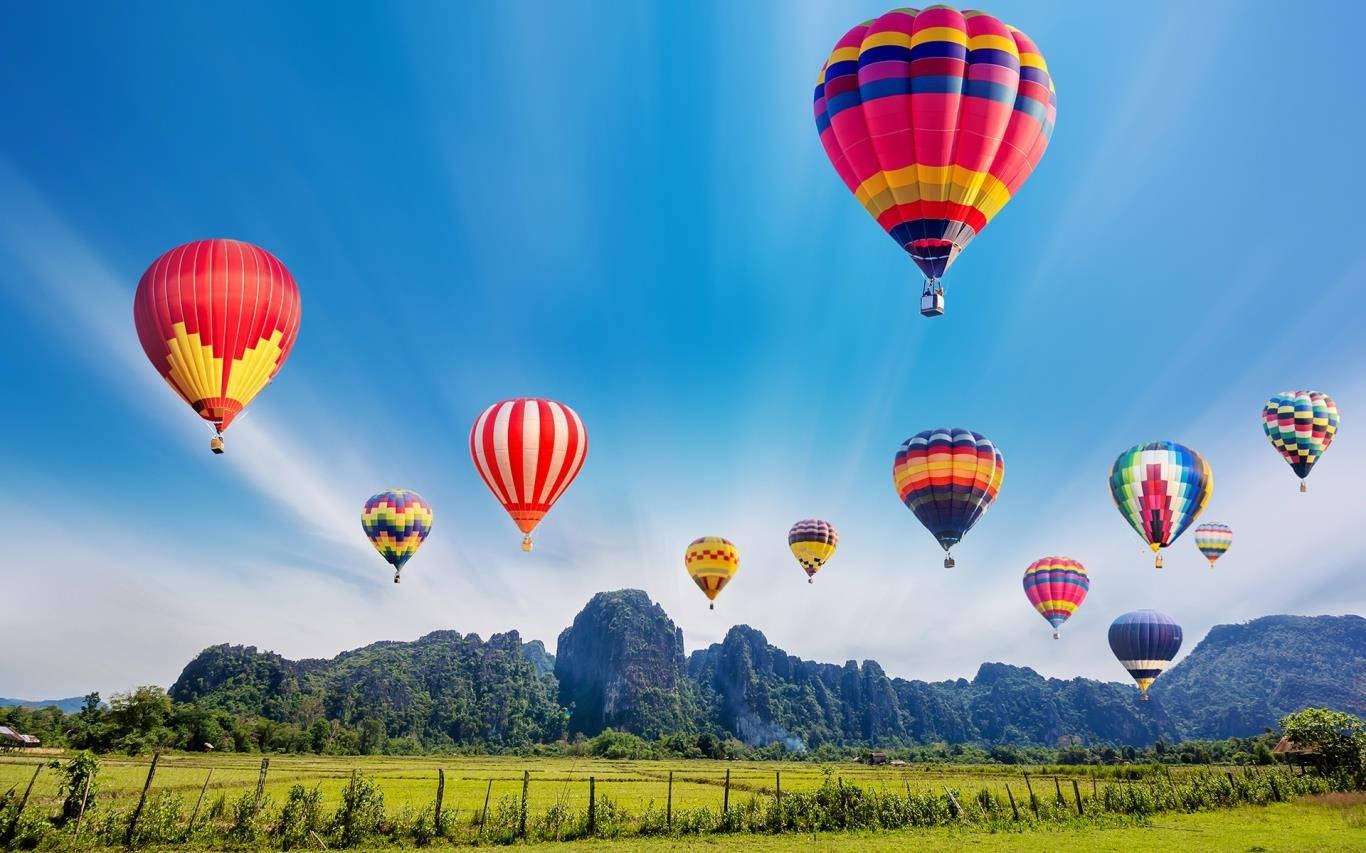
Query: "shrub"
330 773 386 848
275 784 324 849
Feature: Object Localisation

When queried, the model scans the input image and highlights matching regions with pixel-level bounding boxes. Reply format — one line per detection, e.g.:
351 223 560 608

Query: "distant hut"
860 751 889 765
1272 736 1318 770
0 726 40 749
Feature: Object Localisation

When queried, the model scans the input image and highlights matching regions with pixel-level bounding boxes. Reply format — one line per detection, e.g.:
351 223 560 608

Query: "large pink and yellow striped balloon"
1022 557 1088 639
814 7 1056 305
469 398 587 551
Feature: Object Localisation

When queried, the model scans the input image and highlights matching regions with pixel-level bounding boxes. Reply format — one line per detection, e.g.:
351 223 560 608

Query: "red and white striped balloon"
469 398 587 551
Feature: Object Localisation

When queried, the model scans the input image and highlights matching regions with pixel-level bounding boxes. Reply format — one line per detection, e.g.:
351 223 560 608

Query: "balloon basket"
709 602 714 611
393 572 401 584
943 555 955 569
919 281 945 317
210 435 225 454
1300 482 1307 493
1052 631 1060 640
1154 555 1163 569
807 578 813 584
1140 693 1149 702
522 536 533 552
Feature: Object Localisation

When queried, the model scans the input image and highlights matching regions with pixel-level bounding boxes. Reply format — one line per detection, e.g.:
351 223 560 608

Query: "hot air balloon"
813 6 1056 316
1192 523 1232 568
1262 391 1339 492
132 239 302 453
1108 441 1212 568
1108 609 1182 700
1022 557 1088 639
361 489 433 583
685 537 739 610
470 398 587 551
893 428 1004 567
788 519 838 583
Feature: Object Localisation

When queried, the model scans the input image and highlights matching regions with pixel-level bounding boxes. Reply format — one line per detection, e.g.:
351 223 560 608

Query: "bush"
275 784 324 849
50 750 99 826
330 773 386 848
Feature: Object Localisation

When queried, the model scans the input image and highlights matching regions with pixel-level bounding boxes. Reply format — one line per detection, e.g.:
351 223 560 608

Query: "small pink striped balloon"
1022 557 1089 639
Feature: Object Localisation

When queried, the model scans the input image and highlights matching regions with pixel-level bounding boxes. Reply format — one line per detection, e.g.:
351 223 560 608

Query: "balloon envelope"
1108 609 1182 697
788 519 838 580
893 428 1004 560
1022 557 1088 637
813 7 1056 288
685 536 739 607
470 398 587 550
1192 522 1232 567
132 239 301 440
361 489 433 581
1108 441 1212 567
1262 391 1339 488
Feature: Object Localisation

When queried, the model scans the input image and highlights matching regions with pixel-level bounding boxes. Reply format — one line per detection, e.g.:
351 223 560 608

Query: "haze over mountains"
159 590 1366 750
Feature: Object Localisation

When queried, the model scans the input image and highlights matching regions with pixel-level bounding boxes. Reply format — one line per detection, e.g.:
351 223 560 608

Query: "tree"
1278 708 1366 784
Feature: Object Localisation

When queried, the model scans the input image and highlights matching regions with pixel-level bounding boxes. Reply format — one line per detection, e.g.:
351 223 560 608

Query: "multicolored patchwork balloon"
1262 391 1340 492
470 398 587 551
1108 609 1182 700
788 519 838 583
685 537 739 610
361 489 433 583
1108 441 1212 568
813 6 1056 315
132 239 301 454
1192 522 1232 568
893 428 1004 567
1022 557 1088 639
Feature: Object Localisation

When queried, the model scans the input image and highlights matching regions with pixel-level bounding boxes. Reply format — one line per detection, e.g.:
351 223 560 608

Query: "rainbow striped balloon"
814 6 1056 306
1262 391 1339 492
361 489 433 583
788 519 838 582
1192 523 1232 568
893 428 1004 567
1108 441 1212 568
1022 557 1089 639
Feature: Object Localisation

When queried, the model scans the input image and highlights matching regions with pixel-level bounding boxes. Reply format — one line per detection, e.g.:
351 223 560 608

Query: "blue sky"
3 1 1364 699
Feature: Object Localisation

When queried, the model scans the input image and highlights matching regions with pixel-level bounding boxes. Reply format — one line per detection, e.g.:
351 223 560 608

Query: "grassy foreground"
554 794 1366 851
1 754 1359 849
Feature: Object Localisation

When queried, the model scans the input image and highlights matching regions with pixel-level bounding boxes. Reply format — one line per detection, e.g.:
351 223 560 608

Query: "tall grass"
0 765 1346 849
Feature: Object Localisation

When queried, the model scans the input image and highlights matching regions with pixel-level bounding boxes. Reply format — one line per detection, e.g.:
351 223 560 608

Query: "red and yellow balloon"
132 239 301 453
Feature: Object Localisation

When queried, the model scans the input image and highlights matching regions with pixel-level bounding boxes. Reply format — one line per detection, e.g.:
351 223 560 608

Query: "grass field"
0 753 1185 815
3 753 1360 849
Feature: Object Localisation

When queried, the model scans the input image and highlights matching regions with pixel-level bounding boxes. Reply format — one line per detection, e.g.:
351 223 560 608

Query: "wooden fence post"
1004 783 1020 821
943 786 962 820
775 770 782 828
588 776 596 835
252 757 270 818
125 753 160 847
1023 773 1038 819
519 770 529 839
1092 774 1098 797
723 769 730 815
1072 779 1083 815
666 771 673 830
185 769 213 838
1053 776 1064 806
478 779 492 839
74 770 93 837
434 768 445 834
343 769 357 844
1225 770 1236 796
4 764 42 842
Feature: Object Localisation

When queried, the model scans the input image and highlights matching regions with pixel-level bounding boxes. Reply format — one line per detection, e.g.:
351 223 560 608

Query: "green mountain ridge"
166 590 1365 750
